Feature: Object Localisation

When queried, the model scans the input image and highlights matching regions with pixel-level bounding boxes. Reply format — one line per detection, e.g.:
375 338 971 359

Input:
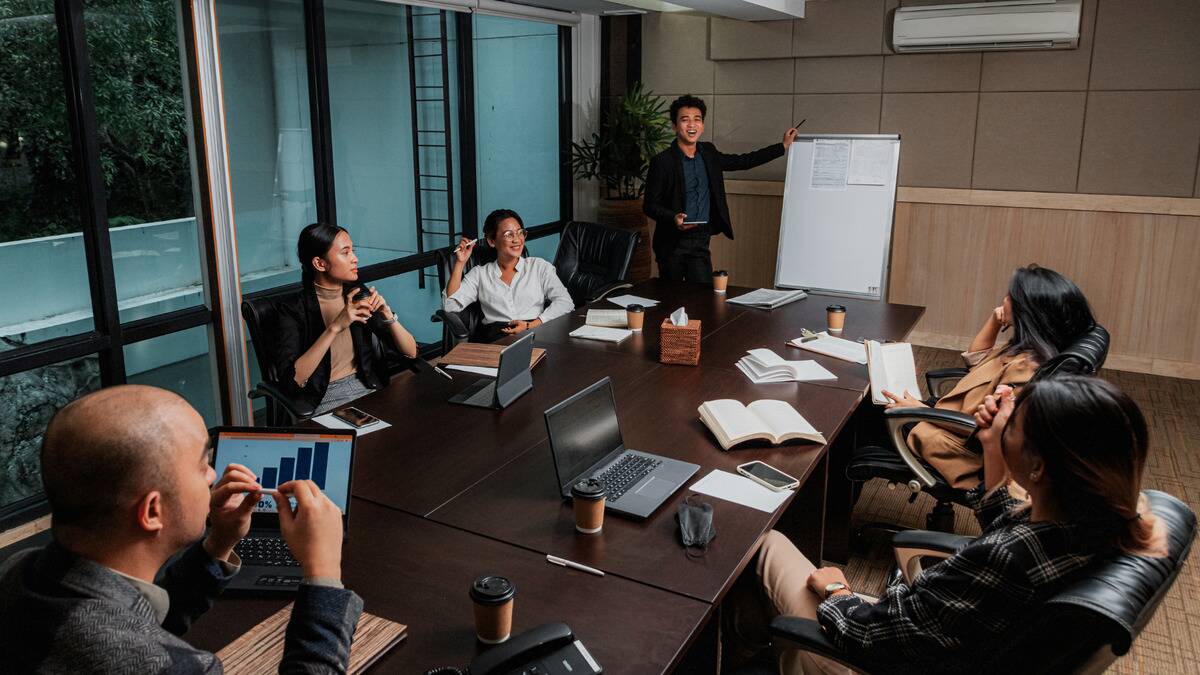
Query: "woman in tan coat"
881 265 1096 489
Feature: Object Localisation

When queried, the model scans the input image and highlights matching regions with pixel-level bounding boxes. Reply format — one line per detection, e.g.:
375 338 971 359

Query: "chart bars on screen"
258 442 329 489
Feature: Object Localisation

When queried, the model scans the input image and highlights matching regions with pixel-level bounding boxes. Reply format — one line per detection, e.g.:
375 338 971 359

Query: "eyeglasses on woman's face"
499 228 527 241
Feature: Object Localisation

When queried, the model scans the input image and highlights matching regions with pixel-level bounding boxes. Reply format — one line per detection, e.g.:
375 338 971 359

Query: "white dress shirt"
443 257 574 325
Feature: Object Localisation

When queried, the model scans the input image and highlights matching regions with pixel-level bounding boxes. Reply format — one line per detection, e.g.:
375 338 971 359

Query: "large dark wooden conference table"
186 280 922 673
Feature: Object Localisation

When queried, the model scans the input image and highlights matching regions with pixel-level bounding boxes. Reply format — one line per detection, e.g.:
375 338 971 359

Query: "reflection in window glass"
0 1 95 346
124 326 219 426
0 356 101 513
473 15 559 227
216 0 318 295
84 0 206 324
325 1 462 268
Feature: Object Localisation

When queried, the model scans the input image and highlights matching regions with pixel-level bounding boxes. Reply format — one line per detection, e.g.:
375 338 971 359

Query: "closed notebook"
217 604 406 675
866 340 921 405
569 324 633 343
698 399 826 450
441 341 546 369
788 332 867 364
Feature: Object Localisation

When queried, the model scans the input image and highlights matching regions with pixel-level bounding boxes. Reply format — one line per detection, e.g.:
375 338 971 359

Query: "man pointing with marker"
644 94 798 282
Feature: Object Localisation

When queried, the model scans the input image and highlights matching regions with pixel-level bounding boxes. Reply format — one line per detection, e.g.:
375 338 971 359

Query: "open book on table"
585 308 628 328
736 349 836 383
866 340 921 405
698 399 826 450
788 332 867 364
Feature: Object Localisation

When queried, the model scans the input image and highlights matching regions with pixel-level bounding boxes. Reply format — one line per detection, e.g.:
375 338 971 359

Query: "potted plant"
570 82 674 281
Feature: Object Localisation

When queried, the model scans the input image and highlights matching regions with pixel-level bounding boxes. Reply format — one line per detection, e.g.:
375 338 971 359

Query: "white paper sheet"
607 294 660 309
445 364 497 377
312 413 393 436
811 139 850 190
569 324 633 343
689 469 793 513
848 139 893 185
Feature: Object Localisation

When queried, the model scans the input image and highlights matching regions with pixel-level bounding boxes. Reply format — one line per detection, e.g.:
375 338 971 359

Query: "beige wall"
640 0 1200 196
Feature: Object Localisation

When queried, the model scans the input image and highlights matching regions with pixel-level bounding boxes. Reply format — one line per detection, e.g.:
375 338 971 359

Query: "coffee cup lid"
470 575 515 604
626 304 644 312
571 478 606 500
826 304 847 312
712 270 728 276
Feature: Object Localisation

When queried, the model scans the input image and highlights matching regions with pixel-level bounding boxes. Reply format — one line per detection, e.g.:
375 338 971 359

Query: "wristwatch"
824 582 848 598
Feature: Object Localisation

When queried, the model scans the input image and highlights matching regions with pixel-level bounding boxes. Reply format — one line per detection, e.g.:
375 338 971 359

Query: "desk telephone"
426 622 602 675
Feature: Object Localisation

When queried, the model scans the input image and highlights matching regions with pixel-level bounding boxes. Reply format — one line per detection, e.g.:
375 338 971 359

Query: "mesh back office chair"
766 490 1195 675
551 221 639 307
242 292 407 424
847 324 1110 533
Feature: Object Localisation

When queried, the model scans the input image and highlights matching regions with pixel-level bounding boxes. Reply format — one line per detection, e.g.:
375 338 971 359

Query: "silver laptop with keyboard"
210 427 355 594
544 378 699 519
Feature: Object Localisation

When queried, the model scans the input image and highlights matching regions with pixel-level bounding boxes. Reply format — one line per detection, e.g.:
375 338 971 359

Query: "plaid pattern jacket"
817 485 1107 673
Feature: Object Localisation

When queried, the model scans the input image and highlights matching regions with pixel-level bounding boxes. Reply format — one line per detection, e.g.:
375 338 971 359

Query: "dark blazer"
642 141 785 258
0 539 363 673
272 287 405 412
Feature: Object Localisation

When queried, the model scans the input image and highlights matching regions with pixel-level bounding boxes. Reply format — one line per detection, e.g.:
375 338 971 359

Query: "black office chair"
847 324 1111 533
243 292 410 425
766 489 1195 675
552 220 639 307
242 292 317 425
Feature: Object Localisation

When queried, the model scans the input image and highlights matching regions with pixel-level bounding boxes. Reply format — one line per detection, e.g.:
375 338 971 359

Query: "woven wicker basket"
660 318 701 366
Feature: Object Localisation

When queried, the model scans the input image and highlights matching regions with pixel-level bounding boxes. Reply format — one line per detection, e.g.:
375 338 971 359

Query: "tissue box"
660 318 701 365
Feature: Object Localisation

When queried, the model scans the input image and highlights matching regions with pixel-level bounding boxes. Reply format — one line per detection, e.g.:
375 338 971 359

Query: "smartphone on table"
332 406 379 428
737 460 799 491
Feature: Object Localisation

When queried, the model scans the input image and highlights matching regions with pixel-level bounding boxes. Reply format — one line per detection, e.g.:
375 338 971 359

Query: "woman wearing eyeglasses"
443 208 574 342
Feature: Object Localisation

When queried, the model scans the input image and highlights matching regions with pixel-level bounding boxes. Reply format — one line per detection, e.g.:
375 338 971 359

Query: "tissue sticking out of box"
670 307 688 326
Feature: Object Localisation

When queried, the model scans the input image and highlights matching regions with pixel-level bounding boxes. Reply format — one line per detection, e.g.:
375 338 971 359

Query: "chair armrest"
925 367 968 399
880 408 977 490
433 309 470 340
892 529 974 584
586 281 633 304
248 381 316 421
769 617 867 673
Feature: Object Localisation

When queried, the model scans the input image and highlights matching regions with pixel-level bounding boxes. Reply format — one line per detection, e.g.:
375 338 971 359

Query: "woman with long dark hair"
881 264 1096 489
443 208 573 342
272 223 418 415
753 376 1167 674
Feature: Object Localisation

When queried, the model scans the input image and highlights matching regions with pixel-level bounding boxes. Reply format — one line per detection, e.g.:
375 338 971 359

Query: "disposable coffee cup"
470 575 515 644
712 270 729 293
626 304 645 332
571 478 606 534
826 304 847 334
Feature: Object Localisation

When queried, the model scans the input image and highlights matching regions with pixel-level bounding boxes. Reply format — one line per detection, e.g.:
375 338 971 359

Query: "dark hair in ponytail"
1004 264 1096 363
297 222 348 290
1013 375 1155 553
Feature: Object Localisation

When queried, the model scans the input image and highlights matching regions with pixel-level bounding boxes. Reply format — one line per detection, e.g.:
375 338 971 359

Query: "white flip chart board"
774 134 901 299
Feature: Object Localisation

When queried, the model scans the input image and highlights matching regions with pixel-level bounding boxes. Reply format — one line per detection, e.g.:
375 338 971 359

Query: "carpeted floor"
840 346 1199 674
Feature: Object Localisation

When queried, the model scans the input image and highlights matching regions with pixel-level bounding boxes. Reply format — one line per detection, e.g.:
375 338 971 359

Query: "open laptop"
544 378 699 519
211 427 356 594
448 332 535 409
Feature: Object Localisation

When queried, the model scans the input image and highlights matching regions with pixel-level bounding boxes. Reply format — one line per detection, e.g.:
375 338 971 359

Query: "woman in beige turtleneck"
273 223 418 415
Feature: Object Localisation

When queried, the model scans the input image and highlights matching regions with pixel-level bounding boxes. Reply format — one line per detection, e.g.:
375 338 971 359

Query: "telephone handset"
469 622 602 675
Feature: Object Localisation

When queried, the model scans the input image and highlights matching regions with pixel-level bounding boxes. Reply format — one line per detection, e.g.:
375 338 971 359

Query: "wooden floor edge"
907 331 1200 381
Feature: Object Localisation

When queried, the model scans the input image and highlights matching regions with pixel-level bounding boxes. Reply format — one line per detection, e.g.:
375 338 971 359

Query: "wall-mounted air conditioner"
892 0 1081 53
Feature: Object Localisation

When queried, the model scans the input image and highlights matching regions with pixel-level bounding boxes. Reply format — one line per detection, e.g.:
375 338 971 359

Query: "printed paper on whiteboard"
848 140 893 186
810 139 850 190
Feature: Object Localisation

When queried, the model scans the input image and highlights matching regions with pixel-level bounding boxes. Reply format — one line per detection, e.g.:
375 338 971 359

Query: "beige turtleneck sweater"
314 283 357 382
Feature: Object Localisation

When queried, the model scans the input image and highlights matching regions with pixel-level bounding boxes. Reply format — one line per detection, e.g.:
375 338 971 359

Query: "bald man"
0 385 362 673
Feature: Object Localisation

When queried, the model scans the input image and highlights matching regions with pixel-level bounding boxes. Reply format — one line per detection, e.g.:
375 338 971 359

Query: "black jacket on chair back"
642 141 784 259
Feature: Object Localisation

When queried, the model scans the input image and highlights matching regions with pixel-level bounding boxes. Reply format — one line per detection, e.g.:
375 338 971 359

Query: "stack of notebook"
735 349 836 383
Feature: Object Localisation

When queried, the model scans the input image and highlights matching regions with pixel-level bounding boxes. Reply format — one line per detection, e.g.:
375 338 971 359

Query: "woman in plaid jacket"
754 375 1169 674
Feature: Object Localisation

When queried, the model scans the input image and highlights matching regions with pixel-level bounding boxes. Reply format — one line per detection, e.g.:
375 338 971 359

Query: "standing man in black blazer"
644 95 798 282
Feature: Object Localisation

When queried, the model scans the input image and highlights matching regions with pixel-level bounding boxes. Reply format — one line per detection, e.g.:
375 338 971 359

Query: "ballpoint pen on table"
546 555 604 577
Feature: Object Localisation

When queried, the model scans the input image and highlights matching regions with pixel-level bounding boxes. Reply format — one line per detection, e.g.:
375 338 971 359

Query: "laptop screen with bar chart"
212 428 355 516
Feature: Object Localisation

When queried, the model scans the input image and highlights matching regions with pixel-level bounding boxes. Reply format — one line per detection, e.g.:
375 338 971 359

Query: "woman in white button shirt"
444 209 574 342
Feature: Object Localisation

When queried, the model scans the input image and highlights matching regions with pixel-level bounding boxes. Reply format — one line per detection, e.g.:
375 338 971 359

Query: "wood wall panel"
720 184 1200 379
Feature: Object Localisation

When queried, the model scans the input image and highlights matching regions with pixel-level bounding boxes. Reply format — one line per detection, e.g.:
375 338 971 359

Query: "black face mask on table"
676 495 716 557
